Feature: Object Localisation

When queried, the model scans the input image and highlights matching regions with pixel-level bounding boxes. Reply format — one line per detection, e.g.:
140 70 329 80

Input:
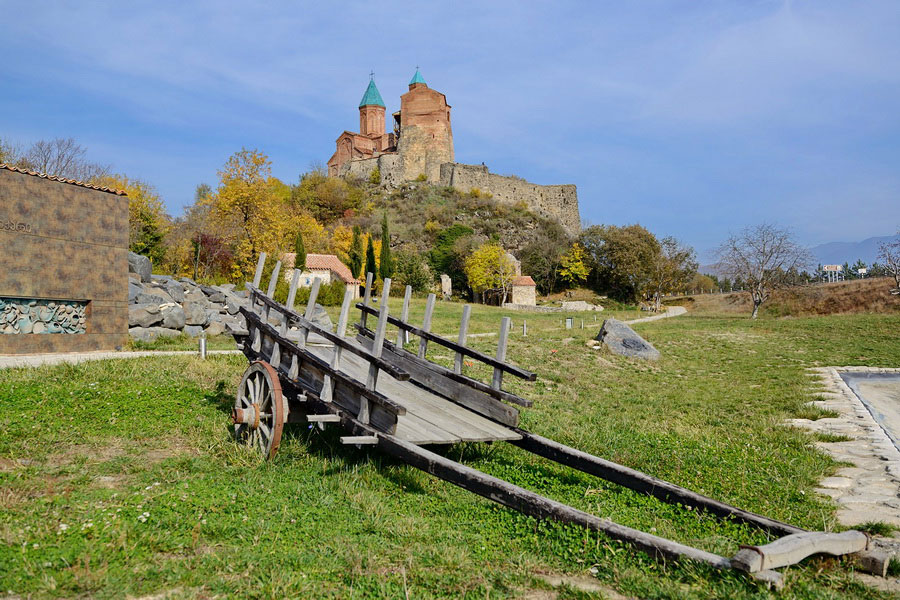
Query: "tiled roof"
284 253 359 284
409 68 426 86
512 275 535 286
359 79 385 108
0 163 128 195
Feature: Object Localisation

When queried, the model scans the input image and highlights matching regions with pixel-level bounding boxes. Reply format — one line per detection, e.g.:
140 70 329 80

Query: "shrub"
415 173 428 182
368 168 381 185
292 279 347 307
394 249 433 293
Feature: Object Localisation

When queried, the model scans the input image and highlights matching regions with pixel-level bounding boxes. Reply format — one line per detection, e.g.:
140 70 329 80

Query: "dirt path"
625 305 687 325
0 349 242 369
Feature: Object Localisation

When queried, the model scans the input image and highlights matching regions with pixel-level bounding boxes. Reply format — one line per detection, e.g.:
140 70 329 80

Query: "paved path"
625 305 687 325
0 349 242 370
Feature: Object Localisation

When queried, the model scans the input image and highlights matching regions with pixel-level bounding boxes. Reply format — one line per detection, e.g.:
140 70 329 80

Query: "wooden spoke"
233 361 285 459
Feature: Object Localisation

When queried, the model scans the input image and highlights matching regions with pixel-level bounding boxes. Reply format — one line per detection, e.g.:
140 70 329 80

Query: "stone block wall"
0 168 129 354
439 163 580 236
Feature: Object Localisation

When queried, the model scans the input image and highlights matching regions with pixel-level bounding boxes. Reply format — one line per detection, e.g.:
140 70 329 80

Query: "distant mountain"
810 235 898 266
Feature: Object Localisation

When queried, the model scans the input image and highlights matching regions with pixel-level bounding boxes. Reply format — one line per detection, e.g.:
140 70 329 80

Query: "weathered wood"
376 433 733 570
356 302 536 381
249 287 409 382
510 429 803 537
360 272 374 330
418 293 435 359
341 435 379 445
357 333 521 426
397 285 412 347
266 260 282 298
357 326 532 407
305 277 322 319
492 317 510 390
252 252 267 289
286 269 301 310
306 414 341 423
731 531 868 573
454 305 471 375
851 549 892 577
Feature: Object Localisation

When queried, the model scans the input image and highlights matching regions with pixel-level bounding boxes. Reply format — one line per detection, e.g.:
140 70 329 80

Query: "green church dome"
409 69 426 86
359 79 385 108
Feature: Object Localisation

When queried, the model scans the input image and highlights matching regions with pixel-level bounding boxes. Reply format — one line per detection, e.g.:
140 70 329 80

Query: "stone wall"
440 163 580 236
0 168 129 354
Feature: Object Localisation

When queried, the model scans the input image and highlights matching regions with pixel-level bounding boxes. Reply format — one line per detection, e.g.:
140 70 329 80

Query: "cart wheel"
232 361 285 459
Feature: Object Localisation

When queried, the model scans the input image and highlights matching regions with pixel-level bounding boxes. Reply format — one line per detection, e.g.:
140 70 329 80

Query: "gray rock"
218 283 236 291
128 326 182 343
179 277 199 287
127 251 152 283
183 325 204 337
595 318 660 361
151 279 184 303
128 281 144 303
561 300 604 312
183 301 209 326
129 304 163 328
183 289 208 305
204 321 227 336
308 303 333 332
135 288 175 305
159 304 186 330
199 285 226 303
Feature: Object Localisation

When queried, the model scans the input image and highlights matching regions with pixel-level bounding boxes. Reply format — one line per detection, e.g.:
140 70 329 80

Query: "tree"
716 223 812 318
427 224 475 293
647 237 697 311
292 168 364 224
348 225 364 278
365 236 377 281
877 231 900 294
94 174 170 265
20 138 110 181
558 243 590 288
579 224 661 302
394 249 432 292
379 213 394 280
464 243 516 304
205 149 293 281
293 231 307 274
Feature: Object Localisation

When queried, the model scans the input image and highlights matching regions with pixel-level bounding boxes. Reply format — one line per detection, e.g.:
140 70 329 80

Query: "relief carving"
0 298 87 334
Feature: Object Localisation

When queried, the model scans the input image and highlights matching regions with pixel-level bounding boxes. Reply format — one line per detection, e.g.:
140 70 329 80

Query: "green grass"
1 306 899 598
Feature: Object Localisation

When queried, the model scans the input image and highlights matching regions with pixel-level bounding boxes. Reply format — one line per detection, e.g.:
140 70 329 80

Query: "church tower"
358 78 386 136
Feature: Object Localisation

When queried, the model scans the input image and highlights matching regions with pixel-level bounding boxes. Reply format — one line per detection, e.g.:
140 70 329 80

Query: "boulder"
128 281 144 303
150 279 184 303
199 285 226 303
595 318 660 361
561 300 604 312
127 251 152 283
135 289 175 305
183 289 208 305
183 325 204 337
128 326 182 343
204 321 227 336
308 303 333 332
183 301 209 326
129 304 163 328
159 304 186 330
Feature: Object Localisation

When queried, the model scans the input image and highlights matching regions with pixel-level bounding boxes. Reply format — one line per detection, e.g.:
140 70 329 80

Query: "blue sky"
2 1 898 259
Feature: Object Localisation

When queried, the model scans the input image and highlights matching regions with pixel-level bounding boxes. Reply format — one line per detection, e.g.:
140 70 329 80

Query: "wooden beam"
731 531 868 573
360 272 373 330
341 435 379 445
418 293 435 359
454 305 471 375
252 253 267 289
266 260 281 298
286 269 301 311
510 429 803 537
307 414 341 423
397 285 412 347
356 302 537 381
492 317 510 390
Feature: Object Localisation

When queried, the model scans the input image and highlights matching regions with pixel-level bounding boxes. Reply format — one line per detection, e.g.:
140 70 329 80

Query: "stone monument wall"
0 166 129 354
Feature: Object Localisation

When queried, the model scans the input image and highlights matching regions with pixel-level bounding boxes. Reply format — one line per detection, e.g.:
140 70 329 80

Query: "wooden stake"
360 272 374 330
454 305 471 375
397 285 412 347
418 293 436 359
492 317 510 390
286 269 301 310
363 278 391 424
252 253 267 289
266 260 281 298
322 288 354 403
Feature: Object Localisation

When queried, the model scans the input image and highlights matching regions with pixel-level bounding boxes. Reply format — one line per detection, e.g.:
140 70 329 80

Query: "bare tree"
877 230 900 295
716 224 812 319
646 236 697 312
20 138 110 181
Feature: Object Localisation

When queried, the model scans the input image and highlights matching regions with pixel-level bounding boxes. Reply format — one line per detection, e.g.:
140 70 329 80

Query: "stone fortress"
327 70 581 236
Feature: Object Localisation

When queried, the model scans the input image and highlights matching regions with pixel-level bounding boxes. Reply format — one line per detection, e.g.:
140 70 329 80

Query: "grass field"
2 299 899 598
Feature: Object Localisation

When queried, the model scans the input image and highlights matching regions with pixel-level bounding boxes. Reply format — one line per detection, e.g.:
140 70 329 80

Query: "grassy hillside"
682 277 900 317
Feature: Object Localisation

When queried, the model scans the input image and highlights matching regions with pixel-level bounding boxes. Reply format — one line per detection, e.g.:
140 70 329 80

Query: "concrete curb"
0 349 242 370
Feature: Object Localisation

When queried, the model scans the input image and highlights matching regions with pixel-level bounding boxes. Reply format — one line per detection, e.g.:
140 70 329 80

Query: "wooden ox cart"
229 254 891 588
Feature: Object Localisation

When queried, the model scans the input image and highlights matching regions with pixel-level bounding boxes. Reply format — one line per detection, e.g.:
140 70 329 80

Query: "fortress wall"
440 163 580 236
341 154 405 187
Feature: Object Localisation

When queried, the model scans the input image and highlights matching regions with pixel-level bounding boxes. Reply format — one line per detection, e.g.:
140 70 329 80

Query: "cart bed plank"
306 342 521 445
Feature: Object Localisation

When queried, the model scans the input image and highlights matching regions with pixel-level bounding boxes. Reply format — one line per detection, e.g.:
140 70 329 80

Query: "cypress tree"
379 212 394 280
348 225 364 278
365 236 377 281
293 231 306 273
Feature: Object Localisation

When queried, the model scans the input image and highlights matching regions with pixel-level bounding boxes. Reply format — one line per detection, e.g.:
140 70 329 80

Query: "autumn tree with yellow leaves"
464 242 516 304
